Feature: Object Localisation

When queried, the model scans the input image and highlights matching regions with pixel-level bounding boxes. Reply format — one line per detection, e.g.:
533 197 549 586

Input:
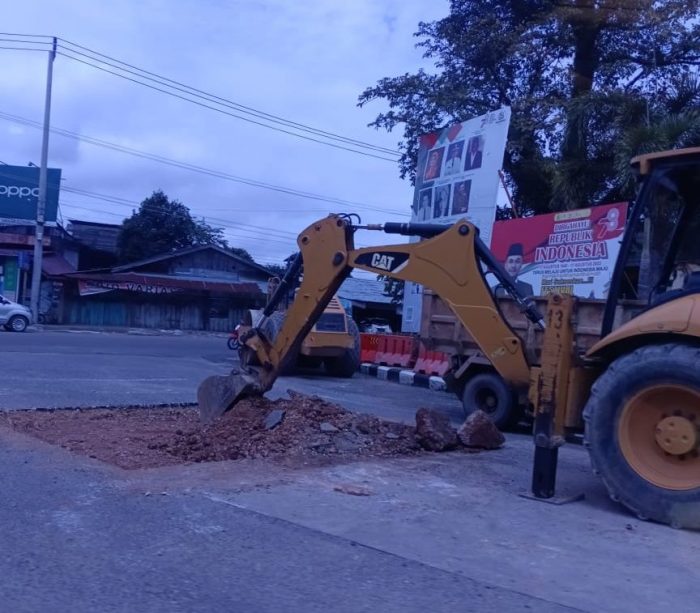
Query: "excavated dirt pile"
165 390 420 464
1 391 422 469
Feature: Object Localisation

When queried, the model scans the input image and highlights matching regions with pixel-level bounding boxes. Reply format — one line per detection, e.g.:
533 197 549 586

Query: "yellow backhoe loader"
198 148 700 529
239 276 360 377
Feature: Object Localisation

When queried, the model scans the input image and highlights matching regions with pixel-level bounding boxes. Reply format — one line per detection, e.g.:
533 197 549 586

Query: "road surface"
2 328 698 612
0 329 463 423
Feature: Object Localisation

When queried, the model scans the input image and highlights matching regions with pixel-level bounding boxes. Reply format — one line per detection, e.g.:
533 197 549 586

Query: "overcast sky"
1 0 451 267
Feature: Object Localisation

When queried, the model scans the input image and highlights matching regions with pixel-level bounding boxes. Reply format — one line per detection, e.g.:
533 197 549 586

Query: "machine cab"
601 148 700 338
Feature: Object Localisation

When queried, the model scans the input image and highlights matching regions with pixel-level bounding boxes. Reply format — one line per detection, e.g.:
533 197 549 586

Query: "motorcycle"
227 325 241 351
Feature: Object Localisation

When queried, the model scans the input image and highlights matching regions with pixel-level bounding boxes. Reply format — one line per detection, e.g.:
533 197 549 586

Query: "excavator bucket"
197 370 263 423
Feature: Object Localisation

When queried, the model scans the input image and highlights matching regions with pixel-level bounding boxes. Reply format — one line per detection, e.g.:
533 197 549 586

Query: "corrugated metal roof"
42 255 76 276
112 244 272 277
338 277 393 305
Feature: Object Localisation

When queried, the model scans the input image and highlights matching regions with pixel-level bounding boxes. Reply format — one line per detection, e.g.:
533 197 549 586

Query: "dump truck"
198 147 700 529
419 292 644 429
239 276 360 377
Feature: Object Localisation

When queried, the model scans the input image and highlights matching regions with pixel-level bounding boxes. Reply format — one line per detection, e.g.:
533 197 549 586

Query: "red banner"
490 202 628 298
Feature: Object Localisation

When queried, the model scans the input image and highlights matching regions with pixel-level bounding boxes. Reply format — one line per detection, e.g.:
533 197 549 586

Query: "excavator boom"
197 214 542 421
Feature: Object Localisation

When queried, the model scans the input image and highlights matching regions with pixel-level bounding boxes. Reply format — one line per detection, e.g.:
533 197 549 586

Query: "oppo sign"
0 185 41 199
0 166 61 224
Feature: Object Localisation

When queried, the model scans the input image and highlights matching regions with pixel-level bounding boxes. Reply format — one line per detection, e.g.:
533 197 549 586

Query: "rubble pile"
1 392 505 470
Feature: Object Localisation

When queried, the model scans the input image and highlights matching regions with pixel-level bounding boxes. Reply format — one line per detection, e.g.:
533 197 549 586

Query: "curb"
360 363 447 392
32 325 229 338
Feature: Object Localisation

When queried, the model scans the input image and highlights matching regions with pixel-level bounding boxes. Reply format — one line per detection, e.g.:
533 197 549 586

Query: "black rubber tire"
324 317 360 378
260 311 296 375
461 372 519 430
583 343 700 529
227 337 240 351
7 315 29 333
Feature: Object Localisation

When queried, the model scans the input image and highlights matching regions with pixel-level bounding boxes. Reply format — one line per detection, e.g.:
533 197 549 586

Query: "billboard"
0 165 61 226
402 107 512 332
490 202 628 299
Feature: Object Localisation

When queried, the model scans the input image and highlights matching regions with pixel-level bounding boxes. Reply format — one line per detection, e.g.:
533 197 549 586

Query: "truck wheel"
325 317 360 378
461 372 519 430
259 311 296 375
584 343 700 529
7 315 29 333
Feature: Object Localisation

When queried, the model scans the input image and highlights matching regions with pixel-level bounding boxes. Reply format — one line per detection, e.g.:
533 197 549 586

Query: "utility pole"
30 36 57 321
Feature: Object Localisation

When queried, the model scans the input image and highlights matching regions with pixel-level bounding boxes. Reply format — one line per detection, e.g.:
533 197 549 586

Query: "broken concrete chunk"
415 408 458 452
458 410 505 449
333 484 373 497
264 409 285 431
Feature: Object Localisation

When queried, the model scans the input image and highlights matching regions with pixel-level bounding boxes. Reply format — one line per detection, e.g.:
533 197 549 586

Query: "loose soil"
0 391 423 470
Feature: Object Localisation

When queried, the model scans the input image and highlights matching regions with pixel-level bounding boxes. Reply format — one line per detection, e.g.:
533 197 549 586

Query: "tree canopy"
117 190 228 263
359 0 700 214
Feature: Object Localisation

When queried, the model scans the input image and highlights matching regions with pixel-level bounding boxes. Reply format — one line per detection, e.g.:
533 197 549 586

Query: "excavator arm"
197 214 543 422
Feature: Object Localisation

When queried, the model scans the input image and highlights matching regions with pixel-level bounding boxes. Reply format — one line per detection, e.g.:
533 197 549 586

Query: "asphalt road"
0 432 576 613
2 329 699 612
0 330 463 422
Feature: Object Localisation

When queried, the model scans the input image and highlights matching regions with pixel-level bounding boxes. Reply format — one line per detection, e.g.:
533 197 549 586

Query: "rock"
415 408 458 451
333 484 373 496
320 422 339 433
384 432 400 440
264 409 285 430
457 410 505 449
307 437 332 450
334 432 363 453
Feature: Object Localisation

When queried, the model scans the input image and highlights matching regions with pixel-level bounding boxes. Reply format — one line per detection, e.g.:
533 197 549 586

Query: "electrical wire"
0 38 53 46
59 201 297 248
0 110 410 217
0 46 49 52
57 37 400 156
56 49 398 162
60 186 299 240
2 33 399 158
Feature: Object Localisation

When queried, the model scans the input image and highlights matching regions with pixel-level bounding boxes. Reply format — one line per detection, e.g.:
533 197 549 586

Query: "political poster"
402 107 511 332
489 202 628 299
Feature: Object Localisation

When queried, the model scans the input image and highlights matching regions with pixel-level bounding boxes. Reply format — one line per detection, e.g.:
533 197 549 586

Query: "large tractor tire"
461 371 520 430
258 311 296 375
584 343 700 529
325 317 360 378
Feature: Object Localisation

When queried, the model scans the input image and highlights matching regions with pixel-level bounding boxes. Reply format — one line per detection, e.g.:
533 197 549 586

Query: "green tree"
378 274 404 304
117 190 228 262
359 0 700 213
229 247 255 263
266 263 287 278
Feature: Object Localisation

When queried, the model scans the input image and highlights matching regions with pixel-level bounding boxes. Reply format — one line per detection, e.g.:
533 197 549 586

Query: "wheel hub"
619 384 700 491
655 416 697 456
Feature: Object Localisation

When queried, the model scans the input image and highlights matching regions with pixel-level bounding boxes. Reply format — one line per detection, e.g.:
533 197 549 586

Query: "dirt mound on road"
1 391 420 470
166 390 420 465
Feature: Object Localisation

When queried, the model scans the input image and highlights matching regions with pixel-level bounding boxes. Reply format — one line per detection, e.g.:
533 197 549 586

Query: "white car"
0 295 32 332
360 318 393 334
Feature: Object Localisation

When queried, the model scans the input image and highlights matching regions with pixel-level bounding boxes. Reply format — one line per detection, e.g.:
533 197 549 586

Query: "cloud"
1 0 448 264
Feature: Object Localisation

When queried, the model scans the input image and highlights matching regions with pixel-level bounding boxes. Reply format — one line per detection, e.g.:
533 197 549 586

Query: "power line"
60 185 300 240
56 48 398 163
0 110 409 217
0 33 53 38
0 46 49 52
59 201 297 248
2 32 399 158
0 165 294 241
0 37 53 46
57 37 400 156
0 163 301 242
